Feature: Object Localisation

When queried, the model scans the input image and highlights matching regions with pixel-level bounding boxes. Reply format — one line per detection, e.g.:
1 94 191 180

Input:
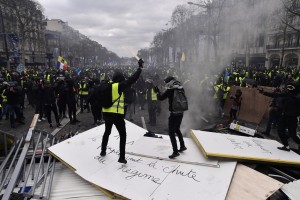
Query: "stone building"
0 0 45 68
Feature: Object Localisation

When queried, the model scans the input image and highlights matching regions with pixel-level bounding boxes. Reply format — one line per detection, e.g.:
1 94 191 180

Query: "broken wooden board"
226 164 283 200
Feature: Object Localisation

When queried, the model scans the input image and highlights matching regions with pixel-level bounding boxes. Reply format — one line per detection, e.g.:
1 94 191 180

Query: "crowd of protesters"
0 63 299 132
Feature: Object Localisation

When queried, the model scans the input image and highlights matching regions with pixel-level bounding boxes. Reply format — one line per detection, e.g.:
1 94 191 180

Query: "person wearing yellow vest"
1 84 9 120
145 79 157 126
100 59 144 164
213 82 223 117
78 77 90 113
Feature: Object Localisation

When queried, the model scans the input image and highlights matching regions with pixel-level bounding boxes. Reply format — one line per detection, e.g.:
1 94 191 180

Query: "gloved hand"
138 59 144 68
153 86 160 93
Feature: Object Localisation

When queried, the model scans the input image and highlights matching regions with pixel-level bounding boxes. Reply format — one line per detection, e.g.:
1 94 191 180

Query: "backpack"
95 80 120 108
172 88 188 112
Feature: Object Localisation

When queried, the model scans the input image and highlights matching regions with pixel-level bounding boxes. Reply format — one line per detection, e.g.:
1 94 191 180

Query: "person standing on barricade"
154 76 188 159
100 59 143 164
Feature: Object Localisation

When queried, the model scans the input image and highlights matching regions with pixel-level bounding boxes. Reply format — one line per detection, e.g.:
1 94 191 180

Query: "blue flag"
16 64 25 73
75 68 82 75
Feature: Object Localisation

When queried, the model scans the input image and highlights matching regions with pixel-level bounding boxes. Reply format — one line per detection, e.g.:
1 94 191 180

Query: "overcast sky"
37 0 190 57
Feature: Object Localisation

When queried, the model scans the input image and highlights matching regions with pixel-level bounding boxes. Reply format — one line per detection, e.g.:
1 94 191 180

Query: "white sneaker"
38 119 42 122
42 117 46 121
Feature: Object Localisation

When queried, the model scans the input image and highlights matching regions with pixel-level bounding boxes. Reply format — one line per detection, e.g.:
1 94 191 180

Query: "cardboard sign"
191 130 300 166
48 121 236 200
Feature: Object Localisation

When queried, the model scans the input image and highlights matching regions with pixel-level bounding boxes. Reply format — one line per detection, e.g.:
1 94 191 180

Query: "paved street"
3 97 299 153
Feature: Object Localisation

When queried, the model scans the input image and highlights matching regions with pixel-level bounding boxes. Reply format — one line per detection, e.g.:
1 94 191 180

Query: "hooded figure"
112 71 125 83
154 76 187 159
100 59 143 164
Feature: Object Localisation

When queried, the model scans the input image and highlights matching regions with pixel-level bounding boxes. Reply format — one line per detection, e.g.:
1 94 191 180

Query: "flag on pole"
16 64 25 73
75 68 82 75
56 56 68 70
181 52 186 62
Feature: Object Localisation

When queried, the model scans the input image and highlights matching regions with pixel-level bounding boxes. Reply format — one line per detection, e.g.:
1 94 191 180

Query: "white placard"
127 136 219 167
48 121 237 200
191 130 300 166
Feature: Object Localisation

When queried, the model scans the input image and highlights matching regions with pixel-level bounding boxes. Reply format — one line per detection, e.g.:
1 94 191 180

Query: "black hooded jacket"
112 68 142 95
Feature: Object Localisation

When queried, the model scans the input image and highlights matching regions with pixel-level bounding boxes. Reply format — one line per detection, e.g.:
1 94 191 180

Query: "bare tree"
282 0 300 33
0 0 45 64
171 5 193 27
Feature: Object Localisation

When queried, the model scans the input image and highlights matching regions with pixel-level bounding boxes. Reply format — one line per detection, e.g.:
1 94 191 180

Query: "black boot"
178 146 187 152
118 157 127 164
169 152 180 159
277 146 290 151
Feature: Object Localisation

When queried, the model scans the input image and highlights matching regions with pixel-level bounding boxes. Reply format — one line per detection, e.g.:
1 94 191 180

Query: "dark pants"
8 104 23 127
80 95 90 112
138 92 145 109
265 111 279 134
277 115 300 146
168 113 185 153
44 104 59 124
101 113 126 159
229 108 238 121
57 99 67 117
67 103 77 121
91 103 102 123
148 101 157 125
35 101 44 119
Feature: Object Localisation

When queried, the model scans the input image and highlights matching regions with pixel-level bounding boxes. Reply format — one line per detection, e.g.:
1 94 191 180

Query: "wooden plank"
226 164 283 200
191 130 300 166
30 114 39 128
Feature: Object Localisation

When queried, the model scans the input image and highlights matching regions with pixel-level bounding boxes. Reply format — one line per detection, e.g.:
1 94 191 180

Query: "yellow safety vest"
44 74 51 81
79 83 88 95
223 86 231 99
213 84 222 99
102 83 124 114
145 89 157 101
239 77 245 86
2 89 7 103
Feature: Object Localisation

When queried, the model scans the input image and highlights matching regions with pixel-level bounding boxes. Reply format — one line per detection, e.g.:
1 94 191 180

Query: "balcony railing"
266 44 300 50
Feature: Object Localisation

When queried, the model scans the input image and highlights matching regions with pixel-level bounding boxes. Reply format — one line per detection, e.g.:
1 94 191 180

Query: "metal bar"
269 167 297 182
29 134 49 196
41 134 45 176
0 139 19 173
1 127 34 200
0 135 17 183
31 130 36 181
4 132 7 157
46 157 56 200
39 137 56 198
22 158 26 182
21 132 42 193
0 136 24 192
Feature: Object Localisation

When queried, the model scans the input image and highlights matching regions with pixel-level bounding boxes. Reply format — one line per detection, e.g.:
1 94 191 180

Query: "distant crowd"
0 63 299 129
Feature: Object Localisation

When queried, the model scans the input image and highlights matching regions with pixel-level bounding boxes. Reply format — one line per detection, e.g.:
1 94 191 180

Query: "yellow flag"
181 52 186 62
